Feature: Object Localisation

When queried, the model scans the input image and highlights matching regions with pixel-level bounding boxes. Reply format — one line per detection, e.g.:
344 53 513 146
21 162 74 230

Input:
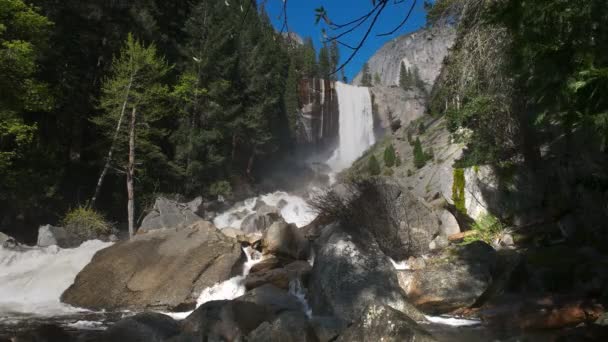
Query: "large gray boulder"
262 220 310 260
61 221 243 311
139 196 204 233
37 224 79 248
181 300 275 341
335 304 436 342
401 241 497 314
309 225 425 323
247 311 317 342
240 204 281 234
235 284 304 314
245 261 312 290
346 179 440 260
102 312 180 342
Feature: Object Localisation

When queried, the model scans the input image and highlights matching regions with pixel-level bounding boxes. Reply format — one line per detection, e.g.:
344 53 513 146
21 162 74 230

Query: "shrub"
395 156 402 167
418 122 426 134
383 168 394 176
383 144 396 167
464 214 504 244
367 155 381 175
407 169 413 177
407 131 414 145
413 138 427 169
63 206 113 240
209 180 232 198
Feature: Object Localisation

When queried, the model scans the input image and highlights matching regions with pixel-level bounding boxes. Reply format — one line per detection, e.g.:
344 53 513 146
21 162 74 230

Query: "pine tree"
413 138 427 169
384 144 396 168
92 33 171 238
361 62 372 87
302 37 317 78
368 155 381 175
284 58 299 138
318 42 330 79
399 62 412 90
329 40 340 81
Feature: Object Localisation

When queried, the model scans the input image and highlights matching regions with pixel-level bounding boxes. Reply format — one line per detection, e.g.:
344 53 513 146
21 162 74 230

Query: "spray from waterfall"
328 82 375 172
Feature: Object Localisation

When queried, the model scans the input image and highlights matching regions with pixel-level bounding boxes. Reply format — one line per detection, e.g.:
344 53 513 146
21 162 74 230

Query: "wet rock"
429 235 449 251
181 300 275 341
309 225 425 323
240 205 281 234
262 220 309 260
221 228 262 246
37 225 79 248
249 256 287 274
245 261 312 290
102 312 180 342
236 284 303 314
310 316 348 342
335 304 436 342
139 197 205 233
403 241 497 314
247 311 317 342
61 221 244 311
1 232 18 249
13 324 72 342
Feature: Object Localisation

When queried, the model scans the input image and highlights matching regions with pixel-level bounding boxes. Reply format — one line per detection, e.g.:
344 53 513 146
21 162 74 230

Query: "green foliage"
62 206 113 239
284 58 299 137
395 156 402 167
452 168 466 214
318 43 330 79
383 144 396 168
383 168 394 176
361 62 372 87
463 213 504 244
399 63 425 91
367 155 381 176
373 73 381 85
208 180 232 198
413 138 429 169
418 122 426 134
407 169 413 177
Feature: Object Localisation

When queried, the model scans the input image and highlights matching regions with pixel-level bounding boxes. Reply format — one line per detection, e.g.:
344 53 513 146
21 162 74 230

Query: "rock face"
139 196 204 233
295 78 339 150
370 86 426 137
37 224 78 248
401 241 497 314
348 180 440 260
309 225 424 323
353 26 456 92
336 304 436 342
61 221 243 311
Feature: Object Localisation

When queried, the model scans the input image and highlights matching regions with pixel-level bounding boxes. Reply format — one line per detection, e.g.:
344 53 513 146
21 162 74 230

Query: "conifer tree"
413 137 427 169
361 62 372 87
92 33 171 237
368 155 381 175
384 144 396 167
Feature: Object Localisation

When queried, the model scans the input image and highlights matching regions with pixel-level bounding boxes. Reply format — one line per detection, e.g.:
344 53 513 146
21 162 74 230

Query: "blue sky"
261 0 429 81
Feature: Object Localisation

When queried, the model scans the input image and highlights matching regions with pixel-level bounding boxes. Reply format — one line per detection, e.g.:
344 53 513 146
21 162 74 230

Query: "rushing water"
0 240 113 322
327 82 375 172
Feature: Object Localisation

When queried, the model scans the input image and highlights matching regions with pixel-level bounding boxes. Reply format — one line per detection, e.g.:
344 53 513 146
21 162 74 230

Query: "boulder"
249 256 289 274
181 300 275 341
235 284 304 314
221 228 262 246
245 261 312 290
438 209 460 236
262 220 309 260
309 225 425 323
247 311 317 342
37 224 79 248
139 197 205 233
240 205 281 234
1 231 17 249
428 235 449 251
346 179 440 260
310 316 348 342
61 221 244 311
335 304 436 342
402 241 497 314
102 312 180 342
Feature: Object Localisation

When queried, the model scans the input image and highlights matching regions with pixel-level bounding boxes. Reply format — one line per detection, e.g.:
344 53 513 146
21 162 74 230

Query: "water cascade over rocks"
328 82 375 172
0 240 112 320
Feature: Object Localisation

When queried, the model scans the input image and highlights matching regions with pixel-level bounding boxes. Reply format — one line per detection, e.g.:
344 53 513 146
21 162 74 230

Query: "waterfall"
328 82 375 172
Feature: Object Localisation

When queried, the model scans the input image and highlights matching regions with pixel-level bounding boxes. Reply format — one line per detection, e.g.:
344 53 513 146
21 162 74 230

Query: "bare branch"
377 0 417 37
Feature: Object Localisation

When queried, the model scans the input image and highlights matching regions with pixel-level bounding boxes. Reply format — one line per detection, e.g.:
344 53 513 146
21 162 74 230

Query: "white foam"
388 257 410 270
424 315 481 326
65 320 107 330
327 82 375 172
289 278 312 318
0 240 112 320
214 191 317 230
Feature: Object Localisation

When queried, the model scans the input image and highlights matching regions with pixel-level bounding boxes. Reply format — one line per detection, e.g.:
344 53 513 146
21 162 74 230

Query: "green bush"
395 156 402 167
368 155 381 175
418 122 426 134
464 214 504 244
413 138 427 169
63 206 113 239
407 131 414 145
383 144 396 167
407 169 413 177
383 168 394 176
209 180 232 197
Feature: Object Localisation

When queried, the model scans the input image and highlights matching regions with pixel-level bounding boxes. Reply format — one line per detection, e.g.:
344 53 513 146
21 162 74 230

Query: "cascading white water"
0 240 112 321
328 82 375 172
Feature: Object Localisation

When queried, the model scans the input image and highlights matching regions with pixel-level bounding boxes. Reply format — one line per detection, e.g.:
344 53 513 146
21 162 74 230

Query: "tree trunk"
127 106 137 239
91 76 133 207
